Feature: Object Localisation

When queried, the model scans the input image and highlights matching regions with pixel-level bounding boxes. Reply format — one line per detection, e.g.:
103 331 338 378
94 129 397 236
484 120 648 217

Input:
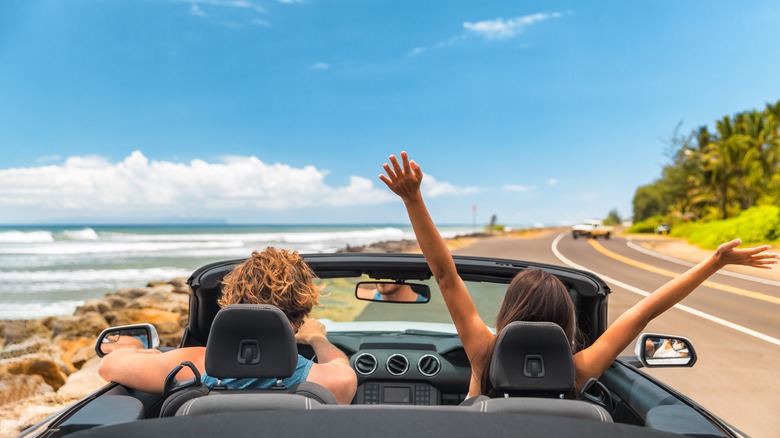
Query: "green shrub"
626 215 665 234
681 205 780 249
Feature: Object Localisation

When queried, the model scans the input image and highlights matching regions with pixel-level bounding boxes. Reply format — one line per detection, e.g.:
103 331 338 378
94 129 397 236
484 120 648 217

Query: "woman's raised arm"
574 239 778 387
379 152 493 360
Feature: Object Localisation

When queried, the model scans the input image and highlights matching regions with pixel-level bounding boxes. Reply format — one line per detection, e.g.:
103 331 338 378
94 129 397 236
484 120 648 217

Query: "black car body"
21 253 743 438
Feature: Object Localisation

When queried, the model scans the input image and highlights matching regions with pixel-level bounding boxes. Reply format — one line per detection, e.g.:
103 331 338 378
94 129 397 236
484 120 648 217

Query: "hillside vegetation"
629 100 780 248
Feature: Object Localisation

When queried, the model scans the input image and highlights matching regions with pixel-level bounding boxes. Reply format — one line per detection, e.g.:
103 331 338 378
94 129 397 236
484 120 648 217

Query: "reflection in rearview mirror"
355 281 431 303
95 323 160 357
635 333 696 368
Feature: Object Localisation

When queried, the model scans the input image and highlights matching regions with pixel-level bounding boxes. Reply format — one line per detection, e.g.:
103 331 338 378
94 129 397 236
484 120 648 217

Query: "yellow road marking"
587 239 780 306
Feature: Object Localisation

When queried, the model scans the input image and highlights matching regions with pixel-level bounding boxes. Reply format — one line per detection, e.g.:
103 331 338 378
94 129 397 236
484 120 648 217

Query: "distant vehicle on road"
572 219 613 239
656 223 670 235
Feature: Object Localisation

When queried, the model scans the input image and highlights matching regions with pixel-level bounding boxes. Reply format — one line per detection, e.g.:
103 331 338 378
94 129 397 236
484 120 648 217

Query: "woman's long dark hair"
479 269 577 397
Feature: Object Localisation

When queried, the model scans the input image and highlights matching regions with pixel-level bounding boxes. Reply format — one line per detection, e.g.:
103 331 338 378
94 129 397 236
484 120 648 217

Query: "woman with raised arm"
380 151 778 398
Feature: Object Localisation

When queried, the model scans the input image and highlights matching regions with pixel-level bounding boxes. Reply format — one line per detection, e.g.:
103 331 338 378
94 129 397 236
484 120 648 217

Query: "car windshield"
312 276 506 329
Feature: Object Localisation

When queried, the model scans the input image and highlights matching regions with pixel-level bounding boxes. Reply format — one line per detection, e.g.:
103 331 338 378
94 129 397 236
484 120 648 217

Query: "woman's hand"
713 239 779 269
379 151 423 202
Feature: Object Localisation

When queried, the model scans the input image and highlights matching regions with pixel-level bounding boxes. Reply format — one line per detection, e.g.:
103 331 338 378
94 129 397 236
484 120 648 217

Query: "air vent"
354 353 378 376
386 354 409 376
417 354 441 377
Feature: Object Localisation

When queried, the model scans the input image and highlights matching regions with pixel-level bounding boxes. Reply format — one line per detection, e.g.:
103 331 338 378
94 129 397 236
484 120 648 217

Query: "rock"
146 280 170 287
54 337 95 371
0 393 75 437
56 357 107 400
115 288 150 299
50 312 109 339
0 321 27 348
0 375 53 406
0 276 196 436
74 299 112 315
126 295 188 315
69 345 97 370
168 277 191 294
0 335 55 359
0 353 68 391
105 295 130 310
0 320 52 346
104 307 181 328
149 283 175 295
338 239 419 253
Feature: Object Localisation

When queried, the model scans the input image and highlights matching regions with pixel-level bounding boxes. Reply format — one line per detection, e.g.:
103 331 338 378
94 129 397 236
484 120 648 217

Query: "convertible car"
21 253 740 437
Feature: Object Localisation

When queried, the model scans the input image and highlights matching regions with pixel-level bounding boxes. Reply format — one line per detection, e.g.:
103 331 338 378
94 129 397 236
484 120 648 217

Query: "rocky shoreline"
0 237 452 436
0 278 192 436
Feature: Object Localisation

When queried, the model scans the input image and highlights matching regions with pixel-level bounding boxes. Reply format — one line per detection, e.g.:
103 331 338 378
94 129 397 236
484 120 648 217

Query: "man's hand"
295 317 327 345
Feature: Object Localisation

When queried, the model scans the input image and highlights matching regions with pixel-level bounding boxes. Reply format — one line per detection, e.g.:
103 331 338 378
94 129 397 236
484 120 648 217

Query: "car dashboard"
299 330 472 406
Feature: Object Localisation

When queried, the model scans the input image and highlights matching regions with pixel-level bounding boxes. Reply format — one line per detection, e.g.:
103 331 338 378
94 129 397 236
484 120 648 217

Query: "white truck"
571 219 613 239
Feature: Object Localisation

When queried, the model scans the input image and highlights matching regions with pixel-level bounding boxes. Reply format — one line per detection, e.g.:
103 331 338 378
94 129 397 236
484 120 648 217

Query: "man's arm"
98 347 206 393
296 318 357 404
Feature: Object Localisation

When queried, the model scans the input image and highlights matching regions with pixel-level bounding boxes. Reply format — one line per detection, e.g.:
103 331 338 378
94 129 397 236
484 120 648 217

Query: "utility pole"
472 204 477 232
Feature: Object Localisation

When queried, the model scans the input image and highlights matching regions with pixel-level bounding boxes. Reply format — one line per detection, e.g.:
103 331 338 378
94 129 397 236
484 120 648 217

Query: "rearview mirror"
95 323 160 357
355 281 431 303
634 333 696 368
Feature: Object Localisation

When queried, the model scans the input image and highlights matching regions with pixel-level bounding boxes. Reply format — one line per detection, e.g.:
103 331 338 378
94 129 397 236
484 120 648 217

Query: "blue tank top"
201 354 314 389
372 289 427 302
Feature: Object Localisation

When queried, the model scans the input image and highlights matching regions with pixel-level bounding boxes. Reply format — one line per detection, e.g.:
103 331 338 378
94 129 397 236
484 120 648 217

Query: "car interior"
43 253 731 437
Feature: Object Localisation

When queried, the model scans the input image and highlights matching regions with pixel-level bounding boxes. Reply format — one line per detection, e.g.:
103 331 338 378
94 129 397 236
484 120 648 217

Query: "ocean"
0 224 473 320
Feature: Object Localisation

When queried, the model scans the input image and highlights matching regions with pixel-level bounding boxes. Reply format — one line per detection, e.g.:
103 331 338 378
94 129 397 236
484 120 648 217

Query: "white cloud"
502 184 536 192
190 4 206 16
174 0 267 18
310 62 329 70
182 0 253 8
0 151 474 222
408 35 466 56
463 12 562 40
547 178 557 186
410 12 562 56
423 174 479 197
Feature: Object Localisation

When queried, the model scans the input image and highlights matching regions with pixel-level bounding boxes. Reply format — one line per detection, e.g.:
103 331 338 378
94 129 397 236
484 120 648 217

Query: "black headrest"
489 321 575 397
205 304 298 379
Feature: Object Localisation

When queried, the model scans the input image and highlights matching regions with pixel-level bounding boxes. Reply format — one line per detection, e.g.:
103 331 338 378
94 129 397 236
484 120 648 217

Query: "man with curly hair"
98 248 357 404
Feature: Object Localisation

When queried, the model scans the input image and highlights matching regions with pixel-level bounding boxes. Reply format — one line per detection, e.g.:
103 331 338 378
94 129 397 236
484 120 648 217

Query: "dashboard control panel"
357 382 440 405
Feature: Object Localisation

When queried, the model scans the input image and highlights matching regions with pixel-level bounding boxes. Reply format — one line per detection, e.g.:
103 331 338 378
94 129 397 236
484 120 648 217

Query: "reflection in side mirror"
355 281 431 303
634 333 696 368
95 323 160 357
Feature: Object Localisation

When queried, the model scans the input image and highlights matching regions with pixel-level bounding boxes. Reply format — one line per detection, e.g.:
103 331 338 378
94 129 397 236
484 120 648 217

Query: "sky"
1 0 779 226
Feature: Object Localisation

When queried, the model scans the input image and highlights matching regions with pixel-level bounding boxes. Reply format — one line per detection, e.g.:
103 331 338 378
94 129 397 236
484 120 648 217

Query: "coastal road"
453 231 780 438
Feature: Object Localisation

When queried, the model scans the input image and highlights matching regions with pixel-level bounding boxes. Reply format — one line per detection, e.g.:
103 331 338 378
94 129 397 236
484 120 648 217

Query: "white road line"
552 232 780 347
625 237 780 287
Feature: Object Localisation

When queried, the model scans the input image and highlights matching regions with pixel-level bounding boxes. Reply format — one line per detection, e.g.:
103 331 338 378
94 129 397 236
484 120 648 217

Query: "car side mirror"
95 323 160 357
634 333 696 368
355 281 431 303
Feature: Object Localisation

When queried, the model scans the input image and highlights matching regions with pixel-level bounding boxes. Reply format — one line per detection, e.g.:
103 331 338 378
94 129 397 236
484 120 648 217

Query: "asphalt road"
452 231 780 438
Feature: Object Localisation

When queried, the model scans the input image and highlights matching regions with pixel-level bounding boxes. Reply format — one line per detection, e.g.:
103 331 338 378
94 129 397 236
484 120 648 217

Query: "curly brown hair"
219 247 321 329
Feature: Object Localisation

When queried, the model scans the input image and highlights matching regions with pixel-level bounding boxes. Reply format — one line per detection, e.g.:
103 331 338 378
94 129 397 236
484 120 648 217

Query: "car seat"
461 321 612 422
159 304 336 417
